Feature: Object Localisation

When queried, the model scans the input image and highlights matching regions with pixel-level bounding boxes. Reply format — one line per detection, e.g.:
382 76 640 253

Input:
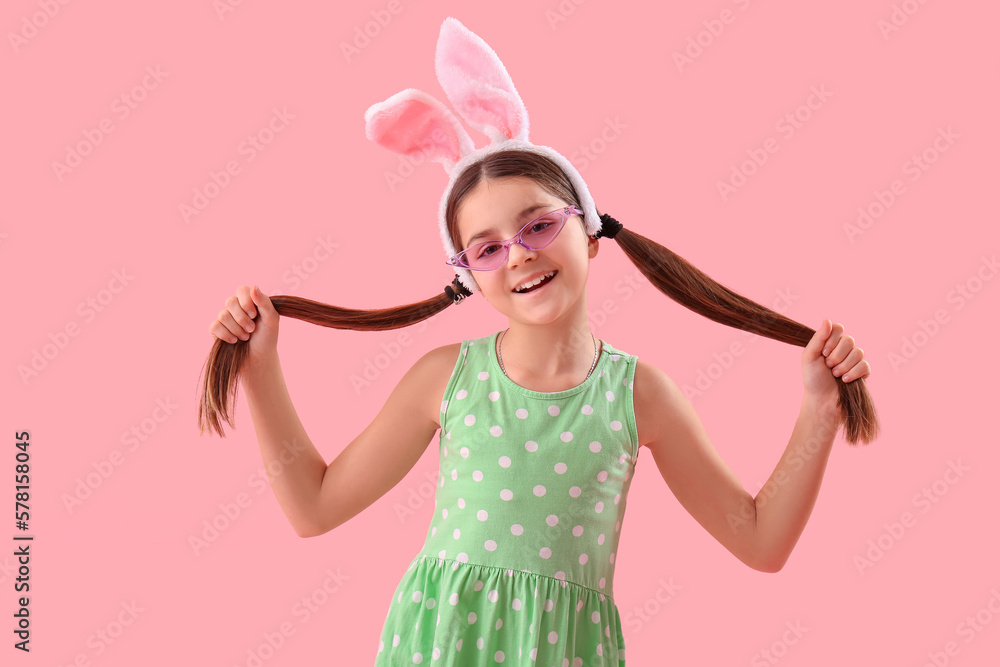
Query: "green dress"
375 330 640 665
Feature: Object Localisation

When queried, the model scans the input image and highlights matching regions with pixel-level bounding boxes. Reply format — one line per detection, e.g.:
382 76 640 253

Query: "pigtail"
605 225 880 445
197 283 468 438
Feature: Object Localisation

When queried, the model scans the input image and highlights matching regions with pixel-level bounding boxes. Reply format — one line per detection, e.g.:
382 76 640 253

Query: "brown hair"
197 150 879 444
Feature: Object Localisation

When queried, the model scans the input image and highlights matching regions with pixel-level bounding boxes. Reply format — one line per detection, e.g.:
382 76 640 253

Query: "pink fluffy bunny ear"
435 16 530 144
364 88 475 171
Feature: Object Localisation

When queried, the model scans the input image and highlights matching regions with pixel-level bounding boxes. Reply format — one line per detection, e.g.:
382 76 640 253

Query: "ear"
364 88 475 171
435 17 530 144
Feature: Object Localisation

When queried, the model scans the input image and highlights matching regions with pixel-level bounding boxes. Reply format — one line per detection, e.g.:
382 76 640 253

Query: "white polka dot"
525 441 538 452
606 390 615 402
450 593 459 605
569 486 581 498
610 420 622 431
511 524 523 536
589 441 602 453
597 470 608 482
474 580 484 591
465 414 476 426
487 589 499 602
581 404 593 415
412 591 423 603
488 391 500 401
495 650 505 662
599 576 606 587
441 400 449 413
560 431 573 442
500 489 513 501
453 528 461 539
579 553 589 565
431 527 437 537
393 634 401 646
473 470 484 482
468 612 477 624
457 552 469 562
478 371 490 380
477 510 488 521
597 644 604 657
460 447 470 458
610 553 616 564
513 598 522 610
533 485 546 497
554 571 565 580
630 379 634 390
544 599 554 611
540 547 552 559
610 354 621 361
516 408 529 419
530 648 537 659
458 497 466 509
548 405 560 416
499 456 511 468
573 525 584 536
490 425 503 437
456 638 463 650
546 514 559 526
595 501 604 513
548 631 559 644
451 469 458 481
442 508 448 519
592 611 601 623
433 648 441 659
554 462 567 474
485 539 497 551
456 389 468 399
413 652 422 663
598 533 605 545
425 598 436 609
615 520 621 532
576 600 585 613
614 493 621 505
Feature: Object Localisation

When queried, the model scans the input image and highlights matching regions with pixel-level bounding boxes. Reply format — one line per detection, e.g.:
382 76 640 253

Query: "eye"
476 243 502 258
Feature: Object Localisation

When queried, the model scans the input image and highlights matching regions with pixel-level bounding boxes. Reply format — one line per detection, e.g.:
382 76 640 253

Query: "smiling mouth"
513 270 558 294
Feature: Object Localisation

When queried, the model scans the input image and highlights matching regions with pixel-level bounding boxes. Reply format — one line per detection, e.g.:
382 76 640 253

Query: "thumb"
804 317 831 361
250 285 276 319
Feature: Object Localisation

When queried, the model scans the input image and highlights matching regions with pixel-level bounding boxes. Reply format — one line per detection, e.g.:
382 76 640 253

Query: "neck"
498 318 601 381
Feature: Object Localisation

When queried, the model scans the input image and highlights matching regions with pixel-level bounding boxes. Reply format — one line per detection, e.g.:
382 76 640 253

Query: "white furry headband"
363 17 604 297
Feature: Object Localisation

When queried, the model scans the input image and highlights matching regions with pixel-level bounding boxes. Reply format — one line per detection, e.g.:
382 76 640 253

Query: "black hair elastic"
595 213 623 239
445 276 473 304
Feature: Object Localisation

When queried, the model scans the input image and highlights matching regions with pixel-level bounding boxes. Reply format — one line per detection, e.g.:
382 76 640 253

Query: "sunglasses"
447 206 583 271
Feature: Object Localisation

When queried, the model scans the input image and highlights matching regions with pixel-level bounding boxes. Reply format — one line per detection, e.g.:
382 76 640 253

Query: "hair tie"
445 276 473 304
595 213 623 239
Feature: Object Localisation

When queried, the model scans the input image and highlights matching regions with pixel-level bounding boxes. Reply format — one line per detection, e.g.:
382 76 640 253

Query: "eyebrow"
464 203 551 249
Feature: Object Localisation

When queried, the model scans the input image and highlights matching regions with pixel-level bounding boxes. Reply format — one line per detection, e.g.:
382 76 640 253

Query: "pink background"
5 1 999 665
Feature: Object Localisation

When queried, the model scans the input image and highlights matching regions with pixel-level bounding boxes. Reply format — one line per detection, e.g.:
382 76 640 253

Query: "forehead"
457 178 561 246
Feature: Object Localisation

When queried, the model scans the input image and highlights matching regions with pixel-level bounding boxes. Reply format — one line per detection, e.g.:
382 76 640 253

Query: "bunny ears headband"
363 17 606 297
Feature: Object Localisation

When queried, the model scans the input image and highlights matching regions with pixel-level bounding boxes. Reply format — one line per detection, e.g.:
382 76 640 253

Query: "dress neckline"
486 330 609 398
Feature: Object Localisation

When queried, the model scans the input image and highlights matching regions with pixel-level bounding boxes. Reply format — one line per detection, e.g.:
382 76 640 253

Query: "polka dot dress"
375 331 640 665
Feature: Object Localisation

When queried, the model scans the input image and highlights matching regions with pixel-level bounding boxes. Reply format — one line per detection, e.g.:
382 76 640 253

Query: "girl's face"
455 176 599 324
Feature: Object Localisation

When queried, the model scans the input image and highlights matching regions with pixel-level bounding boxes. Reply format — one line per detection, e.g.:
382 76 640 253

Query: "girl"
198 17 878 666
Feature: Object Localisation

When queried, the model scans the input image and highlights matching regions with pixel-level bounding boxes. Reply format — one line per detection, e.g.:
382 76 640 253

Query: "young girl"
198 17 878 666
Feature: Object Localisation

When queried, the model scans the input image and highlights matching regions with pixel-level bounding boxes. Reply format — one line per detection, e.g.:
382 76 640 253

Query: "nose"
505 239 536 268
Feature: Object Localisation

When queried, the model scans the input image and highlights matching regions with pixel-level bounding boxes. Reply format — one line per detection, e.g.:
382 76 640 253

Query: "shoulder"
409 341 465 429
631 358 685 450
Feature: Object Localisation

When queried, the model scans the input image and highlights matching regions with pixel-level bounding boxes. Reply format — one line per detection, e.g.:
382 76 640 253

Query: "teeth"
514 271 555 292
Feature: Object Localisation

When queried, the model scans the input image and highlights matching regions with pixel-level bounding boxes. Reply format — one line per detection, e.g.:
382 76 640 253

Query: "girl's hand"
208 284 280 368
802 318 871 402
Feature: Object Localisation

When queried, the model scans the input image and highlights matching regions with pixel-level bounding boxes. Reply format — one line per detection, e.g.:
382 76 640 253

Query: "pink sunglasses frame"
446 206 583 271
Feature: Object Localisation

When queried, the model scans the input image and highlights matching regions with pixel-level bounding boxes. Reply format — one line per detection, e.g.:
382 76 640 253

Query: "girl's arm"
638 319 867 572
243 345 448 538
